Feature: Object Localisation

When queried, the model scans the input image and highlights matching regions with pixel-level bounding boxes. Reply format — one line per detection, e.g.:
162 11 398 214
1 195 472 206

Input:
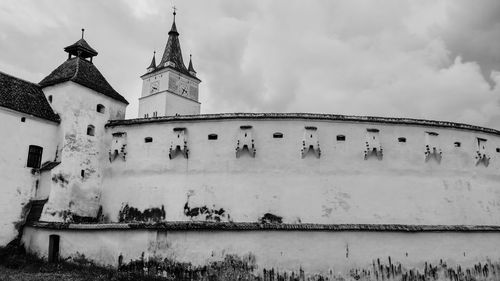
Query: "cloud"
1 0 500 129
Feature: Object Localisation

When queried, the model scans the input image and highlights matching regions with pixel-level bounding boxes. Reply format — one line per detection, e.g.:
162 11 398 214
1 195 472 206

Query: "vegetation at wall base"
1 238 500 281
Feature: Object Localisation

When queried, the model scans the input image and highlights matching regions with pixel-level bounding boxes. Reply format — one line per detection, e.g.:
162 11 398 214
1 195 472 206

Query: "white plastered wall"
101 119 500 225
0 108 58 245
39 82 127 222
22 227 500 275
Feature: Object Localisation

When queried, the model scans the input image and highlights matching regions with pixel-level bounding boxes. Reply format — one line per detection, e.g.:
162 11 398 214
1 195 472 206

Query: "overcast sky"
1 0 500 128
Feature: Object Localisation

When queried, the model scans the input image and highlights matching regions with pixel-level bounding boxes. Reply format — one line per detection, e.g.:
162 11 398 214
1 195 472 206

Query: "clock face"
177 80 188 96
150 81 159 94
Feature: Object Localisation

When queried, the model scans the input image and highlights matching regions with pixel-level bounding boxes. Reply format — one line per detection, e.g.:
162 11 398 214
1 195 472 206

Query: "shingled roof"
144 13 200 81
0 71 59 122
39 57 128 104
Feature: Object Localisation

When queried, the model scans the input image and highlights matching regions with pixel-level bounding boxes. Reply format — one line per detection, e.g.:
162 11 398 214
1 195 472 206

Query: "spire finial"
81 28 85 39
172 6 177 21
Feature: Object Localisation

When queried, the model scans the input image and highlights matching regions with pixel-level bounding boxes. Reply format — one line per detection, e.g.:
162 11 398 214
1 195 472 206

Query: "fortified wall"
22 113 500 276
99 113 500 226
13 14 500 279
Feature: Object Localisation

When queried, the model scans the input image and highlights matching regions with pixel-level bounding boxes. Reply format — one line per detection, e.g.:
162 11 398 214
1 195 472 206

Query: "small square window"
87 125 95 136
145 137 153 143
208 134 218 140
273 132 283 139
398 137 406 143
336 135 346 141
27 145 43 169
454 142 461 147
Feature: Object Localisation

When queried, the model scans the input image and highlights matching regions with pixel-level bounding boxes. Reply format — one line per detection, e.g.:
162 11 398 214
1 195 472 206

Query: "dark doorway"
48 235 60 263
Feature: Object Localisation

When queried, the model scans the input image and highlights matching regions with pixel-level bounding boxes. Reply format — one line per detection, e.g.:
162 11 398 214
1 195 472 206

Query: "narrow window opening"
86 125 95 136
21 117 26 122
398 137 406 143
48 235 60 263
336 135 346 141
81 170 85 178
208 134 218 140
48 95 53 103
35 180 39 191
454 142 461 147
145 137 153 143
273 132 283 139
96 104 105 113
496 148 500 153
27 145 43 168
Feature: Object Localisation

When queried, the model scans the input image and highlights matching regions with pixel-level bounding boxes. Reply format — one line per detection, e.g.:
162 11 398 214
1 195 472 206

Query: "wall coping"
27 221 500 232
106 113 500 136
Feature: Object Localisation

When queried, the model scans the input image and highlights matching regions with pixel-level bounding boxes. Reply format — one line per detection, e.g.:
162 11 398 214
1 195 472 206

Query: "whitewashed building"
1 13 500 279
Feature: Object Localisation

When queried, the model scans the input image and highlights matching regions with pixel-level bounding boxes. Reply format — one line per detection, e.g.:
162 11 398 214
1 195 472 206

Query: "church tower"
139 11 201 118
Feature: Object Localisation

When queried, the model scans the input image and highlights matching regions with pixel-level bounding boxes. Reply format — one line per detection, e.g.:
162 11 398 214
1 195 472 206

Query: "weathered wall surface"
101 118 500 225
0 108 58 245
40 82 127 222
22 226 500 276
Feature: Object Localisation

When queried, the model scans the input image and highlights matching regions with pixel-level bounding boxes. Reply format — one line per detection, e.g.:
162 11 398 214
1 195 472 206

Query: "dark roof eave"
105 112 500 136
39 80 128 105
140 65 201 82
0 104 60 123
27 221 500 232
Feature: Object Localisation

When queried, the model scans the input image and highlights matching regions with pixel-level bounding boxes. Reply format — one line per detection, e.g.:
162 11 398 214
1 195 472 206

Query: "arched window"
336 135 346 141
273 132 283 139
208 134 218 140
96 104 105 113
398 137 406 143
87 125 95 136
145 137 153 143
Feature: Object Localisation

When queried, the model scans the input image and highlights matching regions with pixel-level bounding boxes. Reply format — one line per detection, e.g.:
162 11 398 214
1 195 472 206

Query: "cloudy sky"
1 0 500 128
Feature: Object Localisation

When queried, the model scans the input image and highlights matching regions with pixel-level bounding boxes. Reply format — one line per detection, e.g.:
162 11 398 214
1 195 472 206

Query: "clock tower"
138 11 201 118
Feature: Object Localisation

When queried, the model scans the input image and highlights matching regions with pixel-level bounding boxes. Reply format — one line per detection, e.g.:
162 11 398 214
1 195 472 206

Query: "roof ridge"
0 70 40 86
71 57 81 81
105 112 500 136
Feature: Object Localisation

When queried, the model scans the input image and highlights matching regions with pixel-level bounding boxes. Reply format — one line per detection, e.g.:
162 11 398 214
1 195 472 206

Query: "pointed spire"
188 54 196 76
147 51 156 71
160 9 186 71
169 7 179 36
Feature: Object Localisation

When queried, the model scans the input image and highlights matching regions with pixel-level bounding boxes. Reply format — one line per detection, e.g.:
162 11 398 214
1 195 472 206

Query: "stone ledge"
106 113 500 136
26 221 500 232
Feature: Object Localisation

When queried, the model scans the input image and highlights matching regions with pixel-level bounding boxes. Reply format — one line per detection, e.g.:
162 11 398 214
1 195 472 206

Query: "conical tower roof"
147 51 156 70
188 54 196 74
159 11 187 73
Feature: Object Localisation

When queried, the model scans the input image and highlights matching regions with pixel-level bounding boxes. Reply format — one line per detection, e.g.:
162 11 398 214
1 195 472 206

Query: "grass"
0 239 165 281
2 237 499 281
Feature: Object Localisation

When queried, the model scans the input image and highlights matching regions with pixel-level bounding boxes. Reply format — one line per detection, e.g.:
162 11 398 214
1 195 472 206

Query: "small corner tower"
139 10 201 118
